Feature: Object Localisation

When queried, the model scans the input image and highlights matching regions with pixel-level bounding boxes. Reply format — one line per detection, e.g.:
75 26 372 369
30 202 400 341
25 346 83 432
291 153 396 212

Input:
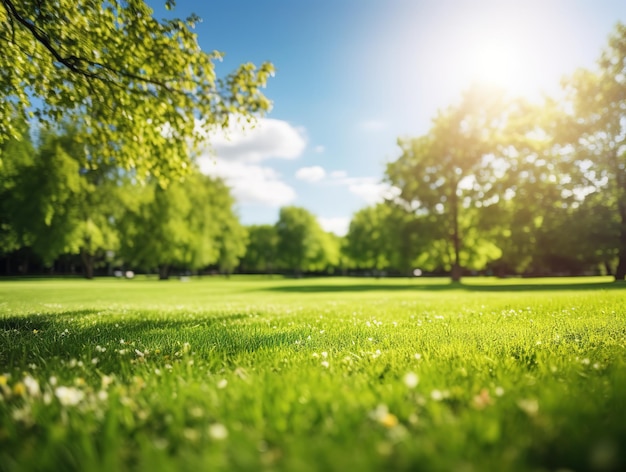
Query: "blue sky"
151 0 626 235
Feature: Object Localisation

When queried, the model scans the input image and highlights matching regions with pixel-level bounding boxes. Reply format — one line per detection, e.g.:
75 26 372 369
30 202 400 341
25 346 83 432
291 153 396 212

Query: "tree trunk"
80 251 94 279
158 265 170 280
615 202 626 281
615 258 626 281
451 190 462 282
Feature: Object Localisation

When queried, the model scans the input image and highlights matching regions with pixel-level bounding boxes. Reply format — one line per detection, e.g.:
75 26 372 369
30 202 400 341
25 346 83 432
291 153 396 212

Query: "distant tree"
241 225 279 274
386 86 505 281
207 181 248 276
0 0 274 180
275 206 334 275
119 171 243 279
345 204 391 273
559 22 626 280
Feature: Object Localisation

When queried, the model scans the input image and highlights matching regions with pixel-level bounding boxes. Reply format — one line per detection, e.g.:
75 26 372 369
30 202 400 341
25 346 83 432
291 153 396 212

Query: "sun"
465 39 524 92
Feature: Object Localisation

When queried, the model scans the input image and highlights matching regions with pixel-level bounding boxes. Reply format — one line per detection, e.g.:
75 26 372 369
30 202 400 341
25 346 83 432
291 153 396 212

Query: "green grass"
0 276 625 471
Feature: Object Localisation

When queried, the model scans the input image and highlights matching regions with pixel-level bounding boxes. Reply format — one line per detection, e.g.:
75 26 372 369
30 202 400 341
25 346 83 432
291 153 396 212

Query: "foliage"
275 206 338 274
119 171 244 278
0 276 625 471
559 22 626 279
240 225 279 274
386 86 506 280
345 204 391 271
0 117 34 256
0 0 274 180
0 126 124 277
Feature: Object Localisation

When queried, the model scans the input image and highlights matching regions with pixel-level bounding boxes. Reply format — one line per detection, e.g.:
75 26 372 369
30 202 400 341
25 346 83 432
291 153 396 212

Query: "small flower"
12 382 26 397
472 389 492 410
183 428 200 442
403 372 419 389
321 361 330 368
217 379 228 389
369 404 399 428
208 423 228 440
321 352 328 358
23 376 40 397
430 389 443 401
101 375 114 388
55 386 84 406
517 398 539 416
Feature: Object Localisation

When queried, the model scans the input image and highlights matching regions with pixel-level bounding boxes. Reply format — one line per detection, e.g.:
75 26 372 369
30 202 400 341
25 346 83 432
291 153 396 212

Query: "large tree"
0 0 273 179
386 86 505 281
0 118 34 270
559 22 626 280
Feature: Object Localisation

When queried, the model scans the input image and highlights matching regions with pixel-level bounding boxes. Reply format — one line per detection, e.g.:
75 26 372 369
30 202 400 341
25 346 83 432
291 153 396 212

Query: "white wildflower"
208 423 228 440
403 372 419 389
55 386 84 406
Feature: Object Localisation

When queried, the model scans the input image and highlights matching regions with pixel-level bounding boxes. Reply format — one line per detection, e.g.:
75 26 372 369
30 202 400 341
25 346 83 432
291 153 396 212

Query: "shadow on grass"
0 310 306 365
261 281 626 293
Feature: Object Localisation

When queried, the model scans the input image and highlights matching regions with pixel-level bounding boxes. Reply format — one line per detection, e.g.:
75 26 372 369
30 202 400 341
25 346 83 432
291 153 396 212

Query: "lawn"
0 276 625 471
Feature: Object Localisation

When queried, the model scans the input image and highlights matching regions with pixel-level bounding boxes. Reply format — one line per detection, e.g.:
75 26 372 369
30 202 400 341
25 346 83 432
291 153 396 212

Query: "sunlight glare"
471 40 521 88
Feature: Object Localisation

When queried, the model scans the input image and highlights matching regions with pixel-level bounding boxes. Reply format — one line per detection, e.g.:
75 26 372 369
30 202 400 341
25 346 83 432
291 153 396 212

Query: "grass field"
0 276 625 471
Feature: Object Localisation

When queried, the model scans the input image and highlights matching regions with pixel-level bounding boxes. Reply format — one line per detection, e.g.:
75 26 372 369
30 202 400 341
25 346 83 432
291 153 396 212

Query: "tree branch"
0 0 197 95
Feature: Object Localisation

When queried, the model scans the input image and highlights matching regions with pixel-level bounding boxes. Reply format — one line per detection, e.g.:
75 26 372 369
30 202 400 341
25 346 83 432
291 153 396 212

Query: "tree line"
1 0 625 281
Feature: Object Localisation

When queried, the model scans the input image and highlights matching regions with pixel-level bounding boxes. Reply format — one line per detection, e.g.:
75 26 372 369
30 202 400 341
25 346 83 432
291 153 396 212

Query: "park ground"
0 276 625 471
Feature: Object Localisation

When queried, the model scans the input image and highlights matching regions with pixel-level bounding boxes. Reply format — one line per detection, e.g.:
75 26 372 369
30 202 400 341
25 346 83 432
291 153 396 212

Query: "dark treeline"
2 24 626 281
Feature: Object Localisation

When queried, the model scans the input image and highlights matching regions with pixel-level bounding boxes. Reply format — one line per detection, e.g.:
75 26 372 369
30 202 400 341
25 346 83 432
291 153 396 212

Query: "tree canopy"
0 0 274 180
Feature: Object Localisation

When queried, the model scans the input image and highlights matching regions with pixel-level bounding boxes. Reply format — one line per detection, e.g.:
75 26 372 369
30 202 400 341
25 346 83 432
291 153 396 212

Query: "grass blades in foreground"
0 276 625 471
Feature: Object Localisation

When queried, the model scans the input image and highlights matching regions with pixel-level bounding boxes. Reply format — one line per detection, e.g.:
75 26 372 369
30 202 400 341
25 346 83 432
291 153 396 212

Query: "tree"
119 171 244 279
559 22 626 280
345 204 392 273
205 180 248 276
0 0 274 180
241 225 279 274
275 206 334 275
8 127 124 278
386 86 505 281
0 117 34 271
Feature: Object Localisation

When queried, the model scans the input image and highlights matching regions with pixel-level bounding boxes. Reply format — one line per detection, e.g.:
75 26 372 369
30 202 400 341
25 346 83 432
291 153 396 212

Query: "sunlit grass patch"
0 276 625 471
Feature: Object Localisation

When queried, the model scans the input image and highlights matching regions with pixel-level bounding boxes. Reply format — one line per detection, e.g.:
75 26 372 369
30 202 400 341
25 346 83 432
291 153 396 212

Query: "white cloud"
199 158 296 207
347 181 392 205
330 170 347 179
206 118 307 163
358 119 387 131
318 217 350 236
313 145 325 153
295 166 326 183
198 118 306 208
327 172 399 205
